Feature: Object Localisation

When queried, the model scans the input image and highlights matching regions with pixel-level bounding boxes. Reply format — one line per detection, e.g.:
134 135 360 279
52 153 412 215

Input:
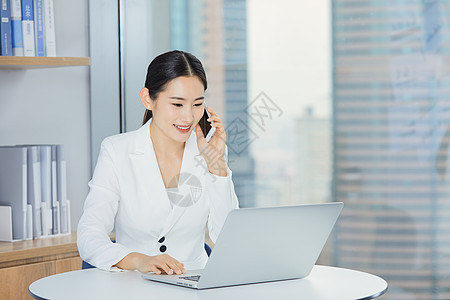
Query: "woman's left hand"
196 106 228 177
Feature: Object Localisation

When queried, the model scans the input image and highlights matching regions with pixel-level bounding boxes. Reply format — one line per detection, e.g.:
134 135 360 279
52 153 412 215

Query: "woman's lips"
174 124 191 133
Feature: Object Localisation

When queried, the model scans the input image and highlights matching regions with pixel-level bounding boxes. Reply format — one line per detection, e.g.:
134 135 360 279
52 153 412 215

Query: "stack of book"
0 144 71 241
1 0 56 57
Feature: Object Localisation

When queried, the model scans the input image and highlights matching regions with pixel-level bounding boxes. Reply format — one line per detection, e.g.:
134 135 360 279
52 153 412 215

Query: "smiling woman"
140 51 207 124
77 50 239 275
141 76 205 143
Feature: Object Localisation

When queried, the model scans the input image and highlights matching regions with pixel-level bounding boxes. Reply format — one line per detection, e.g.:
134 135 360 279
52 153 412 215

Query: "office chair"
82 243 212 269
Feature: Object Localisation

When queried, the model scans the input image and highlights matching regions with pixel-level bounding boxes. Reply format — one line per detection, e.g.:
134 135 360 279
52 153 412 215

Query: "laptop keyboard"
179 275 201 282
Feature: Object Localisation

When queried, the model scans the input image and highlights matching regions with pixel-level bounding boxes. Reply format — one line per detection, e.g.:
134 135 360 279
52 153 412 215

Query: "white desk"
29 265 387 300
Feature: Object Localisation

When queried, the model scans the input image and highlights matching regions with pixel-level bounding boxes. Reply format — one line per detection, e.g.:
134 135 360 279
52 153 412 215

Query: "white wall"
0 0 90 230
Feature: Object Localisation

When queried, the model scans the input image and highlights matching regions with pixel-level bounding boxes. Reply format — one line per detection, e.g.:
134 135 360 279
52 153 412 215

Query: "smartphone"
199 102 216 142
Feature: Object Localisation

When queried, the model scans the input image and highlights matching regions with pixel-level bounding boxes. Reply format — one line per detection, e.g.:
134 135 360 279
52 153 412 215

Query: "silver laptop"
142 202 343 289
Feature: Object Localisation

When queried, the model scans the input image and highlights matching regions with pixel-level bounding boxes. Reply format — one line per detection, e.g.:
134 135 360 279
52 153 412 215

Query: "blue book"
1 0 12 56
10 0 23 56
21 0 35 56
33 0 43 56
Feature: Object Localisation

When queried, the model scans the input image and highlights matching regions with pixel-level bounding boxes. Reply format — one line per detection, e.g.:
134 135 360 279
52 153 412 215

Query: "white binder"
39 145 53 236
26 146 42 239
51 145 60 234
0 147 28 240
56 145 69 234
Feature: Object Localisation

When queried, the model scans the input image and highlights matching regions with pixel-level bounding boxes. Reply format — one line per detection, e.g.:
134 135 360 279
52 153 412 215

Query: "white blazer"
77 119 239 271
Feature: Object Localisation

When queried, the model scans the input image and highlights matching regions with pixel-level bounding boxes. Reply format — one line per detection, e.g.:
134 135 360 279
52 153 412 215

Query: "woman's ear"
140 88 152 110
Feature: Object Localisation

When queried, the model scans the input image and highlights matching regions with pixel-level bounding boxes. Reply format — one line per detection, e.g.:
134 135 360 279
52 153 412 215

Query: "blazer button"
158 236 165 243
160 245 167 252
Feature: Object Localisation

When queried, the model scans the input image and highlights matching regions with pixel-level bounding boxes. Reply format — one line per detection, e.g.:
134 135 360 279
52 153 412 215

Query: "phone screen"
199 108 212 138
199 105 216 142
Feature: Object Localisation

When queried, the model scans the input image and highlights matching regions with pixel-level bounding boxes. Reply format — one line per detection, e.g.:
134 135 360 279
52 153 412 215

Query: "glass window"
333 1 450 299
120 0 450 298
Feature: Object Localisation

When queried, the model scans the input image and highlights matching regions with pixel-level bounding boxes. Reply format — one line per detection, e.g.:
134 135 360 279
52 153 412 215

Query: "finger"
179 263 186 274
175 260 185 272
160 255 183 274
163 265 174 275
167 258 185 275
150 265 161 275
157 262 173 275
164 261 180 275
207 116 222 123
172 259 185 274
210 122 224 129
207 117 223 128
206 106 218 117
211 123 226 138
210 124 226 138
170 264 182 275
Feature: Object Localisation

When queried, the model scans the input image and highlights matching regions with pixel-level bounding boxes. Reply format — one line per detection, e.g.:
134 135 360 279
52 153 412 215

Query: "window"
120 1 450 298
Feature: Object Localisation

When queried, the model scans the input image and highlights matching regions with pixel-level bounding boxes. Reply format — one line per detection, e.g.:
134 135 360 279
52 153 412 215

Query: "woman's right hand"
114 252 186 275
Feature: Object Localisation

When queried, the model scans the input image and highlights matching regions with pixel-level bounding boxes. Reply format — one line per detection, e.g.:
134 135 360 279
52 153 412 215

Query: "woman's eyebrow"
169 96 205 101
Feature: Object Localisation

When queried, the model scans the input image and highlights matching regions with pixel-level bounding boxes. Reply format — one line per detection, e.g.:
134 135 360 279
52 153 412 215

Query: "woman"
77 50 239 275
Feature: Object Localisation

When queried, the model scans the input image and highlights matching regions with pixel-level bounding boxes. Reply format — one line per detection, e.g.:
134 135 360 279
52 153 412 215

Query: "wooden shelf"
0 232 79 269
0 232 83 300
0 57 90 69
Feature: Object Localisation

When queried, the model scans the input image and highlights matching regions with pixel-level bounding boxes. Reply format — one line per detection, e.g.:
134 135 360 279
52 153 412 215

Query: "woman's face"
150 76 205 143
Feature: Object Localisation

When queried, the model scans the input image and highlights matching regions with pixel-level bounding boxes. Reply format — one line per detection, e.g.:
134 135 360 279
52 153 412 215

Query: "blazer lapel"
160 130 206 237
129 120 172 237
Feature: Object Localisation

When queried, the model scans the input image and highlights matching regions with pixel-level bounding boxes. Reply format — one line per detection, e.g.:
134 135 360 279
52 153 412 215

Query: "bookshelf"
0 57 91 70
0 0 94 298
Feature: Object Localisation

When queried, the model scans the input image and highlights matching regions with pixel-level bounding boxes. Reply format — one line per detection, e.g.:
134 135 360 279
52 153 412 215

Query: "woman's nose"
180 107 194 123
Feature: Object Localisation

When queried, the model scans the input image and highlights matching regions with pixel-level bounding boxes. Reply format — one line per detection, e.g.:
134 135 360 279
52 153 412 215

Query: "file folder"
26 203 33 240
0 206 14 241
39 145 53 236
26 146 42 239
56 145 69 234
0 147 28 240
51 145 60 234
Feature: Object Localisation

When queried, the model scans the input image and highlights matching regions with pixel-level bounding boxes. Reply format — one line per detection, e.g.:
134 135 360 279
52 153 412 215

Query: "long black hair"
142 50 209 135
